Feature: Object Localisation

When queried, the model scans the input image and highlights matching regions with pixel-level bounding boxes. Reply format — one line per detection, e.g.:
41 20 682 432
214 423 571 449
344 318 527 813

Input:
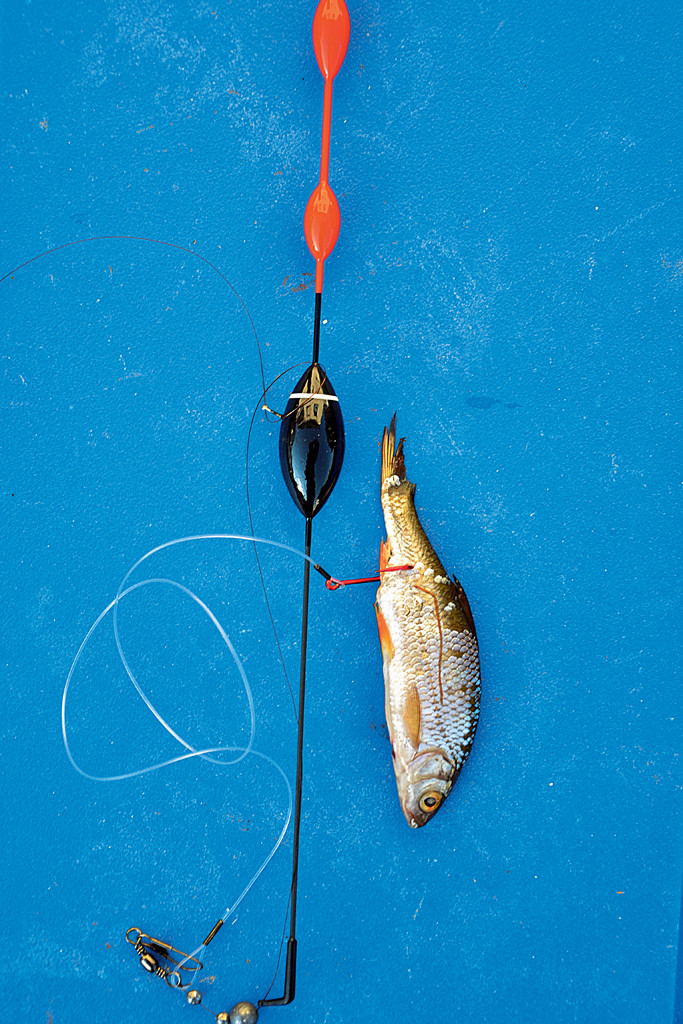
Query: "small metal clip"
126 927 203 988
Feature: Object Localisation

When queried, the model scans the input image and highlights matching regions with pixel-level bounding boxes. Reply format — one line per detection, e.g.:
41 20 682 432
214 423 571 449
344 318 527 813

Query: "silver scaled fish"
375 416 481 828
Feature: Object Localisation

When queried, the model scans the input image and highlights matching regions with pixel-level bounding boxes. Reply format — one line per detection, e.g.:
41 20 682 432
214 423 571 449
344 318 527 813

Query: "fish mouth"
396 748 455 828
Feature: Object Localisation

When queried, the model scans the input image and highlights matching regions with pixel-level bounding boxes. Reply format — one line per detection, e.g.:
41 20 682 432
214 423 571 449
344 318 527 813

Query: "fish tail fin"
382 413 406 484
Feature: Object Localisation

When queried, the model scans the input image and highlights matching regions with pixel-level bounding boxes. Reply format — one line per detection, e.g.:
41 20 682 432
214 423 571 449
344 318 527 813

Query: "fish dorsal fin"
451 573 477 638
403 679 421 747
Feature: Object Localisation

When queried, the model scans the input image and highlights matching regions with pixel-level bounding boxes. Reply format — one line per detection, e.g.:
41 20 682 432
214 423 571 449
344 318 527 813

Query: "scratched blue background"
2 1 681 1022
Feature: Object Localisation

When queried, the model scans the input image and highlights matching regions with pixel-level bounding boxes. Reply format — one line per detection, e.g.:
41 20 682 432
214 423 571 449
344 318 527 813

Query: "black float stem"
259 514 311 1007
290 513 312 941
312 292 322 365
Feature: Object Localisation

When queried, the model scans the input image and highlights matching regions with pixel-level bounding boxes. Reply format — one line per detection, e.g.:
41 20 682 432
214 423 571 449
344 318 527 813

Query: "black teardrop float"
278 362 345 519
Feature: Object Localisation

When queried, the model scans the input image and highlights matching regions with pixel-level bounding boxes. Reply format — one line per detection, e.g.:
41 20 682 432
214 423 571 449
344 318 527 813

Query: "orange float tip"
312 0 351 81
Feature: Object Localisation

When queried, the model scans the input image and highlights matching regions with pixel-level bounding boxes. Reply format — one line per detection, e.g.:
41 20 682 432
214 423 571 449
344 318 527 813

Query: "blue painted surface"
2 2 680 1021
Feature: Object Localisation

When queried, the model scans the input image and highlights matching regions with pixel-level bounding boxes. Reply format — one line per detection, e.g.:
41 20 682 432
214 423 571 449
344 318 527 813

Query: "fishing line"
61 526 398 1012
61 533 328 998
62 531 331 777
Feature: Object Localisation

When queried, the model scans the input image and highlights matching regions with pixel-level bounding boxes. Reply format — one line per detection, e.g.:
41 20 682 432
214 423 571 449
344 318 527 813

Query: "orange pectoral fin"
379 537 391 574
374 603 395 661
403 679 422 748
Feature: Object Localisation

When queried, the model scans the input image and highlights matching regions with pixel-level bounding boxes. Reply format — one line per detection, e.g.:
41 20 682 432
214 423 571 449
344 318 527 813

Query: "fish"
375 416 481 828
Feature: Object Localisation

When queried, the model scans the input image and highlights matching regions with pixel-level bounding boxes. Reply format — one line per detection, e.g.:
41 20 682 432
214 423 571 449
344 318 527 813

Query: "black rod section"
312 292 322 365
259 515 312 1008
289 514 312 939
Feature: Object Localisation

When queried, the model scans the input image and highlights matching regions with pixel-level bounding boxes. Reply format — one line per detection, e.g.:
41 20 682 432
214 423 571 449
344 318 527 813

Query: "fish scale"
375 417 482 828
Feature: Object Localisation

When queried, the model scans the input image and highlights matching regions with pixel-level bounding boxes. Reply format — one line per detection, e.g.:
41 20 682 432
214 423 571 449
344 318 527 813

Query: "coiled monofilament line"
61 533 328 984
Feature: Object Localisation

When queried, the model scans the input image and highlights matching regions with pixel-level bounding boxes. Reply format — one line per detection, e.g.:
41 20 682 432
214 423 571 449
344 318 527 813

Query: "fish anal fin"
403 679 421 748
452 573 477 638
375 603 395 661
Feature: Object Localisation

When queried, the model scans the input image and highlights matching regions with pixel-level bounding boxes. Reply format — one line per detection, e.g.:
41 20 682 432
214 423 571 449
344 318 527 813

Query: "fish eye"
419 791 443 813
